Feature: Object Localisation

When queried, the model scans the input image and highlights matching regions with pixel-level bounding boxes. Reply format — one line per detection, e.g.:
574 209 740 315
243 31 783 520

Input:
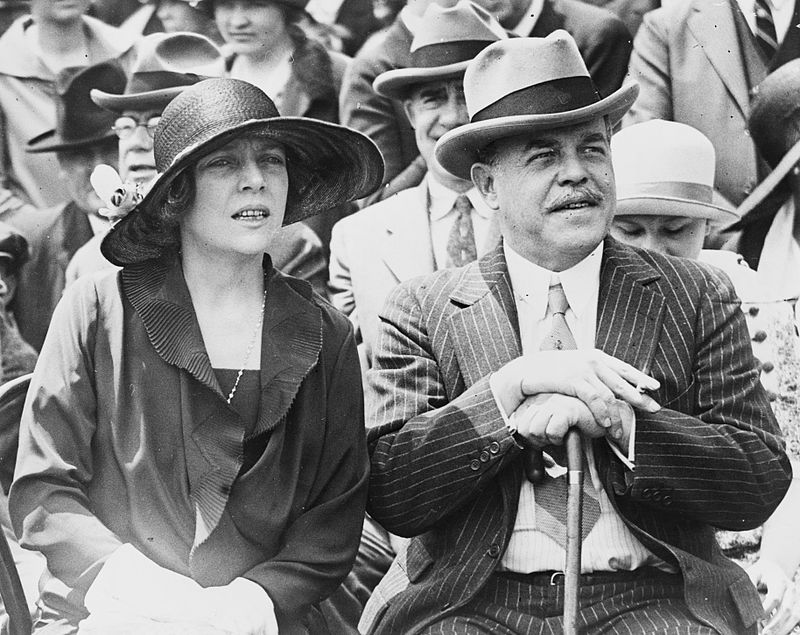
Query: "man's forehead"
407 78 465 99
496 119 610 149
120 109 163 119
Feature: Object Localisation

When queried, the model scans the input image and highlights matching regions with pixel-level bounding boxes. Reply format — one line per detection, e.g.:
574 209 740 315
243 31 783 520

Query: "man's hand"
512 393 635 450
494 349 660 438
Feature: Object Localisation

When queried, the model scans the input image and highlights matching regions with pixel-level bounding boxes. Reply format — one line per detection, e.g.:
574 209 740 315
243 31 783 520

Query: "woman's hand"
747 558 800 635
201 578 279 635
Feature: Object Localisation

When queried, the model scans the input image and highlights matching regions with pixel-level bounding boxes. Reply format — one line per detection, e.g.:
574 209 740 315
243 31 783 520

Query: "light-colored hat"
373 0 507 100
435 30 639 180
91 32 222 113
612 120 738 223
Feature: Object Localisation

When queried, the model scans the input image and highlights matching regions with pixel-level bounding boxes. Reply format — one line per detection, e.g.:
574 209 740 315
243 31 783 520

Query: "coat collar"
381 183 436 282
122 254 322 549
686 0 754 116
121 253 322 437
447 238 665 385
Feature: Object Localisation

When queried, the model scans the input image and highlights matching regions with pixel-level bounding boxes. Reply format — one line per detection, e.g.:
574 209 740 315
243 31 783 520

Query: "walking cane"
563 427 583 635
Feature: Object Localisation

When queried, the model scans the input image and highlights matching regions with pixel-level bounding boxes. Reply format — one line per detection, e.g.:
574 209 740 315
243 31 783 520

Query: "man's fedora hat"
735 59 800 218
435 30 639 180
91 32 222 113
612 120 737 223
101 77 384 266
373 0 507 100
26 61 126 154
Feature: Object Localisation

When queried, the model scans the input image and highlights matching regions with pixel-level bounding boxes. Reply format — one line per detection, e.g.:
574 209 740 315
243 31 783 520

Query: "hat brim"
736 137 800 218
615 196 739 224
374 61 470 100
90 86 188 113
436 82 640 180
101 116 383 266
25 128 118 154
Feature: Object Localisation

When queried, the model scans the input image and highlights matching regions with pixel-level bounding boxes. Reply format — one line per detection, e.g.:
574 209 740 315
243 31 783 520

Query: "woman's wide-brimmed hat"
735 59 800 218
435 31 640 180
91 32 223 113
101 77 384 266
612 120 737 223
373 0 507 100
26 61 126 153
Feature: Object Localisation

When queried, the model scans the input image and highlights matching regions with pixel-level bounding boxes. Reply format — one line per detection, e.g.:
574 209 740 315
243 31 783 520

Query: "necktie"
445 194 478 268
754 0 778 61
533 283 601 544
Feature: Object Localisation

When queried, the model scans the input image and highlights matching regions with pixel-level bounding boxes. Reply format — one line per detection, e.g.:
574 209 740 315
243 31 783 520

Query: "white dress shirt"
496 241 667 574
736 0 794 43
427 175 494 270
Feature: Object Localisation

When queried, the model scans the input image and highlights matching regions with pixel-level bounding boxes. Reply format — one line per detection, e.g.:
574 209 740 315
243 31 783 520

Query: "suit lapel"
447 245 522 387
381 185 436 282
596 239 665 375
687 0 752 116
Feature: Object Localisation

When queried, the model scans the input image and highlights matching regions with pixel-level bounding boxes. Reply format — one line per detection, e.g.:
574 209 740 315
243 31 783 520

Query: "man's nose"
439 95 470 130
557 151 590 184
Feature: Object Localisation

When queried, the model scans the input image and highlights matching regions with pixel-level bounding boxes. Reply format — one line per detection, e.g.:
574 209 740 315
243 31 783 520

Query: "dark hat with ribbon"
26 61 126 154
735 59 800 219
435 30 639 180
373 0 507 100
101 77 384 266
91 31 222 113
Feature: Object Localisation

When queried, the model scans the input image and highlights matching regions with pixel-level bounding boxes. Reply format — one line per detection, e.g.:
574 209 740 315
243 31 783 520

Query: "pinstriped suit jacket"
362 239 792 635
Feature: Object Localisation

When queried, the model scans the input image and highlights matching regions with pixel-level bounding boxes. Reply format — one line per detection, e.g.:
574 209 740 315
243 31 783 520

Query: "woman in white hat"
611 119 800 635
8 77 383 634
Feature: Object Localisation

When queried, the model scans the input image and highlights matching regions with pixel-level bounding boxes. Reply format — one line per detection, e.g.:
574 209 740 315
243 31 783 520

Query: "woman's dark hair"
138 169 196 255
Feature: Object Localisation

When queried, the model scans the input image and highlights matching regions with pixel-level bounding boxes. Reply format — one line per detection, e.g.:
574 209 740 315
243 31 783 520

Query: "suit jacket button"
487 544 501 558
480 451 490 463
489 441 500 454
752 330 768 343
470 459 481 471
662 494 673 506
642 487 654 499
652 491 664 502
761 361 774 373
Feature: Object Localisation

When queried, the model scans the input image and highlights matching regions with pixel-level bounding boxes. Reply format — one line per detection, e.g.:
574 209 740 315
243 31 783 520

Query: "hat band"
616 181 714 203
471 76 600 123
126 70 202 95
410 40 496 69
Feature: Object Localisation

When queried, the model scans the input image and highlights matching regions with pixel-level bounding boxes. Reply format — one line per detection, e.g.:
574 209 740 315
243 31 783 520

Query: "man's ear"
403 99 417 129
471 162 499 210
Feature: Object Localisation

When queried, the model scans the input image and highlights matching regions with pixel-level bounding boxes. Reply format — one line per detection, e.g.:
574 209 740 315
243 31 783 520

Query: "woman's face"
214 0 287 56
610 214 709 259
181 135 288 259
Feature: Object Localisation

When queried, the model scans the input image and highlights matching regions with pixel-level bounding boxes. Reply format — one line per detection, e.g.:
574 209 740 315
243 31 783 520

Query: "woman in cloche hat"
611 119 800 635
9 77 383 634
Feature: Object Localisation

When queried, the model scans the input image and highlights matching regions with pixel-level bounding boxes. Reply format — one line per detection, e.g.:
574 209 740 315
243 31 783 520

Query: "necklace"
226 287 268 405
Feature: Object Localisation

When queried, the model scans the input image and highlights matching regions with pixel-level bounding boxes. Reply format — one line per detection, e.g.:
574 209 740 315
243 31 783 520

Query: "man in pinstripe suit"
361 32 792 635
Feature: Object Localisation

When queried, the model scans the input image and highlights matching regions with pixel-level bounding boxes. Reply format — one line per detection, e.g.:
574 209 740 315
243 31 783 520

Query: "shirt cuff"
489 372 524 448
606 410 636 470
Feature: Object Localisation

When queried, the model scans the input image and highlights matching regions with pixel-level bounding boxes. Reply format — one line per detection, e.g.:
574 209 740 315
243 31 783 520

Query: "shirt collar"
426 174 492 222
504 240 604 321
512 0 544 35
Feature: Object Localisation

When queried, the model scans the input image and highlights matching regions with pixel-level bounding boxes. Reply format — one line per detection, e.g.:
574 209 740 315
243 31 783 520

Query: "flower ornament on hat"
26 61 127 154
91 31 224 113
612 120 738 223
101 77 384 267
435 30 640 180
373 0 507 100
736 59 800 218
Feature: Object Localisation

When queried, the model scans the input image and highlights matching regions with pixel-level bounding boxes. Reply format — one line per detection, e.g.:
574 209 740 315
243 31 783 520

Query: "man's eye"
616 225 642 237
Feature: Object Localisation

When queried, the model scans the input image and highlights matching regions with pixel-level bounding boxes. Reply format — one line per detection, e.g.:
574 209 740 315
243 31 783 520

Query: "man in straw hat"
362 30 790 634
340 0 632 205
330 0 506 372
612 118 800 635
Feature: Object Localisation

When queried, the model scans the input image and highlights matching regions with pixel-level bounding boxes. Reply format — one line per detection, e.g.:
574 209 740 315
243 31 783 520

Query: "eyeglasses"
112 116 162 140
